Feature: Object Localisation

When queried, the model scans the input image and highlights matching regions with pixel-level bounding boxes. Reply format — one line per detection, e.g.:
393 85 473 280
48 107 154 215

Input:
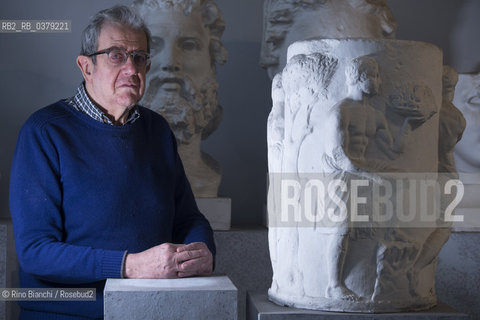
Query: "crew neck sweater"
9 100 215 319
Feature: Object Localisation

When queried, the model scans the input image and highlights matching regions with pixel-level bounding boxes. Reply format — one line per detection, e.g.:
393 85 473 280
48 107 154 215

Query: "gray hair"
133 0 227 68
80 5 152 63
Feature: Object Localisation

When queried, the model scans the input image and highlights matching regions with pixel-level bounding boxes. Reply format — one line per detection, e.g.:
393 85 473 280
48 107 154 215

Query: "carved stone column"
267 39 464 312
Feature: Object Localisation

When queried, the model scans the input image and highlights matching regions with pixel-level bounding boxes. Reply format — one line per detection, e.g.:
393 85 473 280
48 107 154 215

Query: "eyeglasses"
88 46 150 68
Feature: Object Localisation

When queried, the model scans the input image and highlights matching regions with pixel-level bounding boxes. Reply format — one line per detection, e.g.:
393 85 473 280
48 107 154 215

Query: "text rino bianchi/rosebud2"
0 288 96 301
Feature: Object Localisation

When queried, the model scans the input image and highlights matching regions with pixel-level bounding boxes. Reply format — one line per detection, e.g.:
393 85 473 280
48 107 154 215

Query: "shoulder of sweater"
23 100 74 131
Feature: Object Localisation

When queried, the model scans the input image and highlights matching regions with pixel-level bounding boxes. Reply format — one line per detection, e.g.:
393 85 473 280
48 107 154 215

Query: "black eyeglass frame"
87 46 151 68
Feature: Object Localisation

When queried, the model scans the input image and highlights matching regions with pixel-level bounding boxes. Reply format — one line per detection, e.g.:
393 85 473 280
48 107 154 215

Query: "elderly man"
9 5 214 319
134 0 227 197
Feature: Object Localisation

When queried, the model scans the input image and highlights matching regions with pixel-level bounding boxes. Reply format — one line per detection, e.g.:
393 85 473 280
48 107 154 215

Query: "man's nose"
122 55 139 75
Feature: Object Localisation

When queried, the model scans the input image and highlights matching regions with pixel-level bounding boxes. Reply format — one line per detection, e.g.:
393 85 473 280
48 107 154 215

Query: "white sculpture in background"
260 0 397 79
450 72 479 226
453 72 480 173
134 0 227 197
267 38 463 312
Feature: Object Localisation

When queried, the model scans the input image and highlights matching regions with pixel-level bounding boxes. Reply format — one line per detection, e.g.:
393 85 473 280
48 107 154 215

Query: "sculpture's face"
359 64 380 96
144 9 211 96
141 8 217 143
261 0 386 79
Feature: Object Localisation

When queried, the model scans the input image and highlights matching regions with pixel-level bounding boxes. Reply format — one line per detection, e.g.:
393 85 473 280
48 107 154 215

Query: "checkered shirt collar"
67 82 140 125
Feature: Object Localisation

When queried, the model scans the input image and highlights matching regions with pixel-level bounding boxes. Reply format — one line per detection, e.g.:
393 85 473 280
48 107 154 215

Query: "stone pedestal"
214 227 273 320
247 292 468 320
104 276 238 320
196 197 232 230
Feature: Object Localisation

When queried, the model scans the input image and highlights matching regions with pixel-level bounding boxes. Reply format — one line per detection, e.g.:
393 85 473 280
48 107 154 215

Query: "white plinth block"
104 276 238 320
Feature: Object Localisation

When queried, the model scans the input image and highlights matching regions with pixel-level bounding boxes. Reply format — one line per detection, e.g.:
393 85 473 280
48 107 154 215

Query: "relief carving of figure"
335 56 393 168
280 52 338 173
267 53 338 298
323 56 391 300
403 66 466 296
438 66 466 174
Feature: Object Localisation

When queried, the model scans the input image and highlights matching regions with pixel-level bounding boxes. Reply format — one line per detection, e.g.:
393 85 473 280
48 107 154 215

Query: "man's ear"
76 55 93 82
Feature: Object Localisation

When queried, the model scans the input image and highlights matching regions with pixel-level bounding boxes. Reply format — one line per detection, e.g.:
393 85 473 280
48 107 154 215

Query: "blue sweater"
9 101 215 319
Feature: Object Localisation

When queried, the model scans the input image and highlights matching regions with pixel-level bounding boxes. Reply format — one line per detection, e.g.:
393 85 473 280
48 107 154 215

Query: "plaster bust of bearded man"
134 0 227 197
261 0 397 79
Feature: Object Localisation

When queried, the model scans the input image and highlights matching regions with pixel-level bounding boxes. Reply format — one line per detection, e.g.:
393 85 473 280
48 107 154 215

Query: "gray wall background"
1 0 479 226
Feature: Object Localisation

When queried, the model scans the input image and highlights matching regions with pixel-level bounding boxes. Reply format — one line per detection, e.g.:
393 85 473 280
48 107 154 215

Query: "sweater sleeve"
170 137 216 258
9 118 125 284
